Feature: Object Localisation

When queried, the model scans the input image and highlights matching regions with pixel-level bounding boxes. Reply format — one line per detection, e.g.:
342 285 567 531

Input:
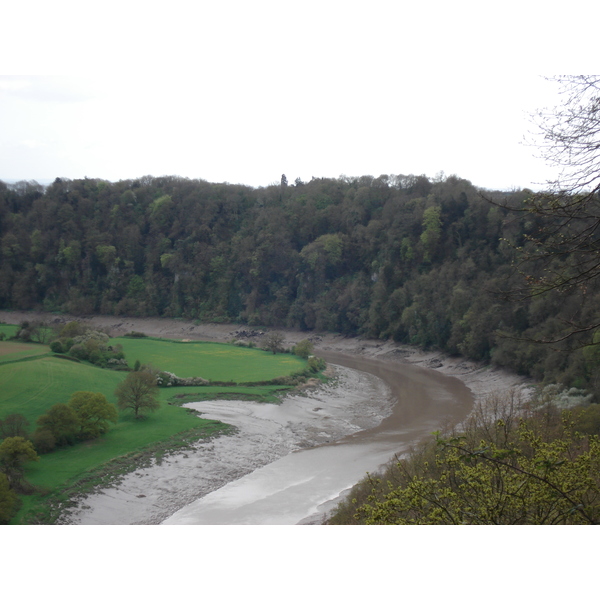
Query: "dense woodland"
1 173 599 397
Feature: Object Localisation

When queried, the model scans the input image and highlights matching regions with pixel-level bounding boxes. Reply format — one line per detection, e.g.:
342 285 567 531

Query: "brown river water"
162 350 474 525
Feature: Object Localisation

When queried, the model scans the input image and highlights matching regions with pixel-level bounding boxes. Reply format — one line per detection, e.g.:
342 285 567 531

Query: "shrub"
156 371 208 387
88 349 105 366
72 330 110 346
293 339 314 359
50 340 64 353
570 404 600 436
59 321 90 339
307 356 325 373
31 429 56 454
68 343 89 361
35 404 79 447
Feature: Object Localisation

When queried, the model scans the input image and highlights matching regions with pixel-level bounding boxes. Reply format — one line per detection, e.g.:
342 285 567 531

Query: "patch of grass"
0 324 19 339
0 356 124 424
117 337 306 381
162 385 292 405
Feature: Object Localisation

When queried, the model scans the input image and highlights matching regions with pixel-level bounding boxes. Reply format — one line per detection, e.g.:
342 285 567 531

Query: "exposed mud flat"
0 310 533 524
63 365 392 525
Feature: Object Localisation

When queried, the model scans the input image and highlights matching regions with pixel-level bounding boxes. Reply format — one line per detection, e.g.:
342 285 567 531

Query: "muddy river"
162 350 474 525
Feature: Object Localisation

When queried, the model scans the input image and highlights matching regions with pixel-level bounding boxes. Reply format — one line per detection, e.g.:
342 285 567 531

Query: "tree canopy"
68 391 118 439
35 403 79 447
0 437 39 490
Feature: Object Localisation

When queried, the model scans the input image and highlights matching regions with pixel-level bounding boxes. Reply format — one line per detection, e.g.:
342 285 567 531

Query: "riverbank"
0 309 533 399
0 310 533 524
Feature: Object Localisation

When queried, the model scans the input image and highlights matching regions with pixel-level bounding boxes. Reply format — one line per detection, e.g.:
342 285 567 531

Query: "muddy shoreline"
0 310 533 524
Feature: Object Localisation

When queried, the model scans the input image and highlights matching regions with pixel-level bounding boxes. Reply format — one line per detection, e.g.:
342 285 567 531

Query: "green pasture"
0 355 124 424
117 337 306 381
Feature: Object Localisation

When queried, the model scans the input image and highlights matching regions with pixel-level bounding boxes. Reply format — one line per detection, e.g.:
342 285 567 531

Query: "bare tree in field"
114 371 159 419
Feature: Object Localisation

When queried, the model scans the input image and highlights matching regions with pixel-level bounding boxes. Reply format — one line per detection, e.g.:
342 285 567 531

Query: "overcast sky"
1 1 596 191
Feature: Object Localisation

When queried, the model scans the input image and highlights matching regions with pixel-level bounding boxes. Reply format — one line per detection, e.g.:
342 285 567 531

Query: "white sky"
0 1 597 191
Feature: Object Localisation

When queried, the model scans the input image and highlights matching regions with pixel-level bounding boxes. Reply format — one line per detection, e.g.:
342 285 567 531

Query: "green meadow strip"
116 337 306 381
162 385 292 406
14 418 233 524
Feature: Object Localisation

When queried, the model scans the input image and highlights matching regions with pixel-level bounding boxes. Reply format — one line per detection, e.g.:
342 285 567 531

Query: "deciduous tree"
35 403 79 446
0 437 39 490
0 414 30 440
114 371 159 418
68 391 118 439
261 331 285 354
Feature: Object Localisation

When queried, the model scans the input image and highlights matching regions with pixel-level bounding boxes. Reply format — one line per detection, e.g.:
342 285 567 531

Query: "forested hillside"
1 173 599 396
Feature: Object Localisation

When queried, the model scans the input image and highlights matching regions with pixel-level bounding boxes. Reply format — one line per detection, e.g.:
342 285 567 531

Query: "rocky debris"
448 361 476 373
424 358 443 369
385 348 411 358
230 328 266 339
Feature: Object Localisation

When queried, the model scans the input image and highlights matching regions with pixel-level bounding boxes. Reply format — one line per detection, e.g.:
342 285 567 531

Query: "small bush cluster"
13 320 54 344
50 328 127 369
535 384 593 410
156 371 209 387
292 339 314 359
124 331 148 338
308 356 326 373
32 392 118 454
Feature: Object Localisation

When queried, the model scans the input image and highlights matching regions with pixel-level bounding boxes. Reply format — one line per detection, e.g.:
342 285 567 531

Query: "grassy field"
0 324 19 338
0 333 310 523
117 337 306 381
0 341 50 364
0 354 124 424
